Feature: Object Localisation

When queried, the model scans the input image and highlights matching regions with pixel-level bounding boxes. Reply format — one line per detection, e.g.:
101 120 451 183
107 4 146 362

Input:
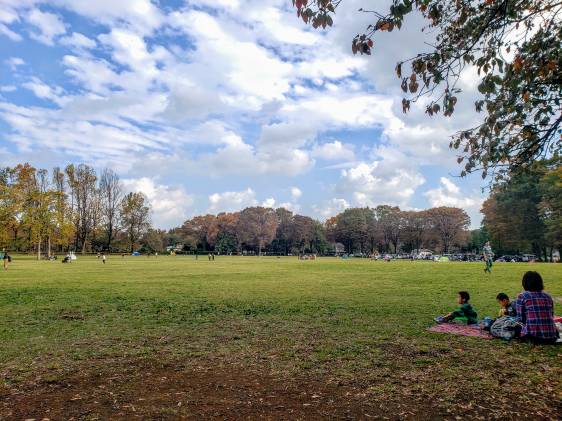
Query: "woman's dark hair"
496 292 509 301
522 271 544 292
458 291 470 302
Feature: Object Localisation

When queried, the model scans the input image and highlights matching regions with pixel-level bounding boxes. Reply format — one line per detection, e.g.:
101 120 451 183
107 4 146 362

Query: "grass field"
1 256 560 419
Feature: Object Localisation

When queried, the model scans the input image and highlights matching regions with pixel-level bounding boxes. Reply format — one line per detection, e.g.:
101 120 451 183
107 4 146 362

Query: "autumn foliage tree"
237 207 278 255
0 163 153 255
293 0 561 181
427 207 470 252
120 192 151 253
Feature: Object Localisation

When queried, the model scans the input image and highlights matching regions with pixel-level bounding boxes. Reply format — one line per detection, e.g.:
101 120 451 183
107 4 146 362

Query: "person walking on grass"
2 251 11 271
483 241 494 273
102 253 106 264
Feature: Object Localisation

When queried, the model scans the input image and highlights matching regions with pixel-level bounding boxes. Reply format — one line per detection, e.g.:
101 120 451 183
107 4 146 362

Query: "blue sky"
0 0 487 228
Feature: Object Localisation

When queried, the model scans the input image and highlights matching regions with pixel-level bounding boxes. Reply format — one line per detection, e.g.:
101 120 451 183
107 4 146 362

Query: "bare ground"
1 352 560 421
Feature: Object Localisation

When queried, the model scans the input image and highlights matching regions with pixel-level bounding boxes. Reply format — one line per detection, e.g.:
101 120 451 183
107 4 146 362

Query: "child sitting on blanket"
496 292 517 317
434 291 478 325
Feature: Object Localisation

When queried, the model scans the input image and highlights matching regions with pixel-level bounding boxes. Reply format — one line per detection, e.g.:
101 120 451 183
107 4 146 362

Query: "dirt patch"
1 358 436 420
1 354 560 420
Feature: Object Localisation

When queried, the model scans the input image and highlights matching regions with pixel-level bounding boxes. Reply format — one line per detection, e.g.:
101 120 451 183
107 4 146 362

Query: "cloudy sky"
0 0 487 228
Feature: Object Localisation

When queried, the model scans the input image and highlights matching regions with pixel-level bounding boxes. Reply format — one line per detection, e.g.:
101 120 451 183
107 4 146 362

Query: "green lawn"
1 256 560 418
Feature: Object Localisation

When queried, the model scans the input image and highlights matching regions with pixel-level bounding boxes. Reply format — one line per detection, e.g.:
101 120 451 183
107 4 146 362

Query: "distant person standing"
3 251 10 271
102 253 106 264
483 241 494 273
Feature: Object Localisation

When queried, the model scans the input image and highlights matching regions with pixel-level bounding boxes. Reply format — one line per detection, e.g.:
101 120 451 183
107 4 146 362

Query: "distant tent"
438 256 450 262
132 251 141 256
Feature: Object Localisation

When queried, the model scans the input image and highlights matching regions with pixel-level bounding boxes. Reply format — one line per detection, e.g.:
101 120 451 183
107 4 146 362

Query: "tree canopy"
293 0 561 181
481 156 561 259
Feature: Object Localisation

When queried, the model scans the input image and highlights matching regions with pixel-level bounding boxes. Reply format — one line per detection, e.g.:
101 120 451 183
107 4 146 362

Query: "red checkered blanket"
427 323 493 339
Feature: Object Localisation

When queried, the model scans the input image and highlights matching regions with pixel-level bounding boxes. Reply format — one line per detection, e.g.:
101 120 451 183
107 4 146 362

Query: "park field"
0 256 560 419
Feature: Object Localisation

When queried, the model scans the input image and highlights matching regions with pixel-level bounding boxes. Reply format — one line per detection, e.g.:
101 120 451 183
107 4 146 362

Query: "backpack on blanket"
490 316 522 340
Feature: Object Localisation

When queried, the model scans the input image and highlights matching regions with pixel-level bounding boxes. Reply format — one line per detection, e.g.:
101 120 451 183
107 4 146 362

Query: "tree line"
2 159 559 259
168 205 471 256
0 163 152 258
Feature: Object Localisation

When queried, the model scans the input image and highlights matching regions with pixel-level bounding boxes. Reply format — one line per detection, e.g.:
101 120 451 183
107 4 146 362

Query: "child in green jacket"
435 291 478 325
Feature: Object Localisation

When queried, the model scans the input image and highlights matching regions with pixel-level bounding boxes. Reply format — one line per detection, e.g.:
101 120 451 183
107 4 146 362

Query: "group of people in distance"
435 271 560 344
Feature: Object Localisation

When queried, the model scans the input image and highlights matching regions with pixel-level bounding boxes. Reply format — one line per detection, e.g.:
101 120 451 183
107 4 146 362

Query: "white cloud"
312 140 355 161
0 23 22 41
424 177 485 228
60 32 96 49
262 197 276 208
338 153 426 208
425 177 483 209
195 0 240 10
5 57 24 70
277 202 301 213
22 77 64 104
0 85 17 92
290 187 302 200
52 0 164 35
312 198 350 219
208 188 258 213
27 8 66 45
122 177 194 228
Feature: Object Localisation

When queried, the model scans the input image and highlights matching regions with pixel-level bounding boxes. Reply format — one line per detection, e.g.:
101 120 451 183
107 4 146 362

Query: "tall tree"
274 207 295 255
310 221 330 254
381 207 404 253
331 207 374 253
99 168 123 251
402 210 429 252
427 207 470 252
181 214 216 251
12 164 40 255
33 169 58 260
481 159 557 259
207 212 240 253
374 205 399 253
66 164 98 253
237 207 278 255
120 192 151 253
141 228 166 253
0 167 18 249
291 214 316 254
51 167 74 252
294 0 561 181
538 161 562 259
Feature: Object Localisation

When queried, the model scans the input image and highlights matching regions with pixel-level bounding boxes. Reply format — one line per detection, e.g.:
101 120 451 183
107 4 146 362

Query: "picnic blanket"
427 316 562 341
427 323 492 339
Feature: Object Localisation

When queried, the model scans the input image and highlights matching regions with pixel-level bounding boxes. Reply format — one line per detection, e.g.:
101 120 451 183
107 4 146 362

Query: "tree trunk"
47 236 51 258
37 234 41 260
106 222 113 251
82 237 87 254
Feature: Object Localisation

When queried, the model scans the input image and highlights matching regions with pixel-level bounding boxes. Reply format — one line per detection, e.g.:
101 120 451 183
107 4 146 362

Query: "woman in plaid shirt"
516 271 559 344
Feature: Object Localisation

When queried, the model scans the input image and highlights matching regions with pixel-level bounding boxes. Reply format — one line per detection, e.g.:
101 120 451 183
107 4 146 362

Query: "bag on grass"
490 316 522 340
